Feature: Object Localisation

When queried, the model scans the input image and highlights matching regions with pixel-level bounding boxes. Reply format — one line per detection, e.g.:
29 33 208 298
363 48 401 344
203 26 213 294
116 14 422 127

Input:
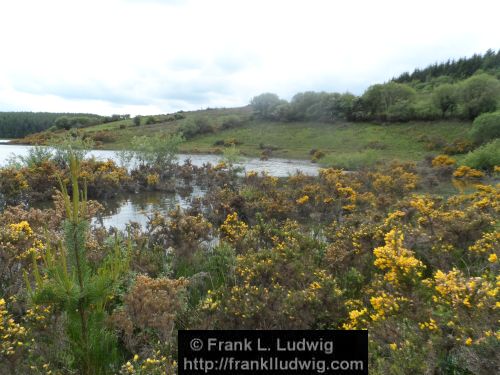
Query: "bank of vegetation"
0 133 498 374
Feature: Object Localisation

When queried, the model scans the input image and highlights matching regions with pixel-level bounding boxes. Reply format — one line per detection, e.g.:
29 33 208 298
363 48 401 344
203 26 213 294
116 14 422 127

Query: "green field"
181 120 471 164
17 107 473 168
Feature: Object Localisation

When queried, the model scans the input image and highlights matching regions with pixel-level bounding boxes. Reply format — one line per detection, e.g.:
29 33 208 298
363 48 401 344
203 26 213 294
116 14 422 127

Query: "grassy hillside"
181 119 471 164
14 106 473 168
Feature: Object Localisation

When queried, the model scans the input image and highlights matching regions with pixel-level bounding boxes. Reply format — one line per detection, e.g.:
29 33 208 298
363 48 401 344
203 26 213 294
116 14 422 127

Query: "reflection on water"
1 144 320 229
93 186 206 230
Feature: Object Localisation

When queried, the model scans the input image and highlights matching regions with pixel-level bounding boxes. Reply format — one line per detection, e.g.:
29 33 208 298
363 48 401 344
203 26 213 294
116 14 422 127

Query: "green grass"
181 119 471 163
18 106 473 166
84 118 133 132
77 107 254 149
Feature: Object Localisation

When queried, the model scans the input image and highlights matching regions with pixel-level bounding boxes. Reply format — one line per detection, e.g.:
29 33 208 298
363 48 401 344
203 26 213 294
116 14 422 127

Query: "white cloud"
0 0 498 115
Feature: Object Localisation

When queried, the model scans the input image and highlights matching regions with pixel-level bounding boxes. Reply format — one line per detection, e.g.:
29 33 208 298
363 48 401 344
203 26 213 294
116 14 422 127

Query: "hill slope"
15 106 472 168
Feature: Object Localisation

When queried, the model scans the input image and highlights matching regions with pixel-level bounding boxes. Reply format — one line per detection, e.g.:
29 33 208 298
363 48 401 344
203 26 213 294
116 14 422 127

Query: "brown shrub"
109 275 188 354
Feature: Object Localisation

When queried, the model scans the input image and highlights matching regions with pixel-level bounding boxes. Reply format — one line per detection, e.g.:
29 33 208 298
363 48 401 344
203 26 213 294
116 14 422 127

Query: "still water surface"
0 144 319 230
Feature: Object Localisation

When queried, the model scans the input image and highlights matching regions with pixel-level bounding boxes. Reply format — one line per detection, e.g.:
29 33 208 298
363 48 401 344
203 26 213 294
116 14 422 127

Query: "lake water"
0 144 319 176
0 143 320 229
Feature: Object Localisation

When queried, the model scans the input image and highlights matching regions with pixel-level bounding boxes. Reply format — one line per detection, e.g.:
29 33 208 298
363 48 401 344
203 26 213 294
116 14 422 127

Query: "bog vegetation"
0 50 499 374
0 131 498 374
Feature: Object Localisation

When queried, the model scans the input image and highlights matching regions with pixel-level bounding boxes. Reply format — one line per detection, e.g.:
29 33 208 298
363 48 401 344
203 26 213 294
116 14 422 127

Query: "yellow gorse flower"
220 212 248 243
453 166 484 179
432 155 456 167
373 229 425 285
8 221 33 240
296 195 310 205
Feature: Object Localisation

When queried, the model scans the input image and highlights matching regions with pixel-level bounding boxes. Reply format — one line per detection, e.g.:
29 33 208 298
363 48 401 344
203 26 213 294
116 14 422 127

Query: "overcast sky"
0 0 498 115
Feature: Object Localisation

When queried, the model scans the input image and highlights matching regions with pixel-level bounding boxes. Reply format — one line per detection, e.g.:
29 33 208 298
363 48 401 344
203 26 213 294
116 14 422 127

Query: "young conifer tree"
26 154 130 374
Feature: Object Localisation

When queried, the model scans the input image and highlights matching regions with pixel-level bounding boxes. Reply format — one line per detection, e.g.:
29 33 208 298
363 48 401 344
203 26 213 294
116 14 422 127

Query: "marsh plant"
7 145 53 168
50 133 95 167
118 133 184 173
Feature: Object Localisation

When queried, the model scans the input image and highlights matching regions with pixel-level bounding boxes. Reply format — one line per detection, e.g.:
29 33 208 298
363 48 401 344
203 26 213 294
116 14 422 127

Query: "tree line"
0 112 130 138
251 74 500 123
393 48 500 83
251 50 500 123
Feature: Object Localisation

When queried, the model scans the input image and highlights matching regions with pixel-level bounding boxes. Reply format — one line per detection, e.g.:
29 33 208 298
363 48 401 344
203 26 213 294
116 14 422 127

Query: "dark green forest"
0 113 129 138
393 48 500 83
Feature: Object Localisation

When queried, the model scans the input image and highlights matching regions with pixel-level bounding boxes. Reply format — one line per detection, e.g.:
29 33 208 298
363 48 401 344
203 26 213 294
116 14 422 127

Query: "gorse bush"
1 149 498 373
0 156 130 205
90 131 117 143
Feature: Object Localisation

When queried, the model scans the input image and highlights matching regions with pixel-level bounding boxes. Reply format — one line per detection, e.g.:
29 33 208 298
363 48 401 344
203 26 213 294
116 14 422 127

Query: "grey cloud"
153 78 236 104
10 66 240 110
12 79 152 106
167 51 259 75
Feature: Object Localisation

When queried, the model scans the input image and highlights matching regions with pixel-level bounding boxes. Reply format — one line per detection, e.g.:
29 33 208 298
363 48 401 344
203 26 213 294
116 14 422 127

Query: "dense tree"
298 92 356 122
102 114 130 123
458 73 500 119
179 117 213 139
54 115 101 130
250 92 357 123
411 96 441 121
250 93 283 119
271 102 293 121
249 68 499 124
0 112 103 138
394 49 500 83
432 83 458 117
133 115 141 126
54 116 71 130
328 93 356 121
289 91 325 120
362 82 416 121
